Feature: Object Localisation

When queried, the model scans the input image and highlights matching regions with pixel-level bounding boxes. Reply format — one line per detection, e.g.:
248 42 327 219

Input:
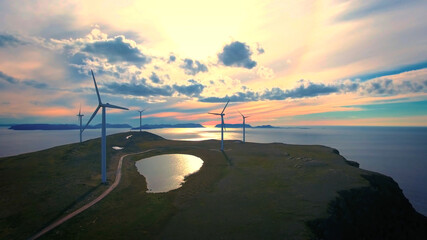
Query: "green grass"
1 131 408 239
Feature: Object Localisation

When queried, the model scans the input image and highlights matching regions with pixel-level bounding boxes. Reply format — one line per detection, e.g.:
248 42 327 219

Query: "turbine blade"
82 105 100 132
208 112 221 115
91 70 102 104
104 103 129 110
221 99 230 114
238 111 244 117
79 104 81 115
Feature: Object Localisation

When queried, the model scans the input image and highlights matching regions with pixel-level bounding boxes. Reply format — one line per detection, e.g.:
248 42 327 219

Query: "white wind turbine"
137 109 146 132
77 105 84 143
239 111 250 143
82 70 129 184
208 100 230 151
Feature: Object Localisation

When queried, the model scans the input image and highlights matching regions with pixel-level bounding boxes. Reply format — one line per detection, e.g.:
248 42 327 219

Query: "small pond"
135 154 204 193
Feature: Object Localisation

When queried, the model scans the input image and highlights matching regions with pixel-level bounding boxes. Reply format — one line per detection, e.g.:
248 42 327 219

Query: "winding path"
29 149 154 240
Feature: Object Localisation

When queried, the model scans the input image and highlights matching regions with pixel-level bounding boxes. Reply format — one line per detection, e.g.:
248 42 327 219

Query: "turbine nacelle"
238 111 249 119
208 99 230 151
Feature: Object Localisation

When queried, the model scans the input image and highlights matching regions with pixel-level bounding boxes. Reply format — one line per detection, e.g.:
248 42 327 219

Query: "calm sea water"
0 126 426 216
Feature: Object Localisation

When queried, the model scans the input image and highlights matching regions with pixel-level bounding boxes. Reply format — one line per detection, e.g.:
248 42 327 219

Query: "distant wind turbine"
239 111 250 143
77 105 84 143
137 109 146 132
208 99 230 151
82 70 129 184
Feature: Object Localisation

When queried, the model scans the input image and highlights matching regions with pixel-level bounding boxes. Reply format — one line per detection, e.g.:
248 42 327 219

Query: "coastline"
1 132 426 239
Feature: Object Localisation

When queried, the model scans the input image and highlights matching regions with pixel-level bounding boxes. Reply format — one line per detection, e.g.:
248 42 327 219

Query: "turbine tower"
82 70 129 184
239 111 250 143
137 109 146 132
208 100 230 151
77 105 84 143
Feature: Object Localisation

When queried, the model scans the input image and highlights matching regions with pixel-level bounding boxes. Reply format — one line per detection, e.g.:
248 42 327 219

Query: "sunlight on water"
135 154 203 193
147 127 242 141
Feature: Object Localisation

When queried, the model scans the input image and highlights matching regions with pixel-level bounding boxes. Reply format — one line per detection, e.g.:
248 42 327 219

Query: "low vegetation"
0 132 425 239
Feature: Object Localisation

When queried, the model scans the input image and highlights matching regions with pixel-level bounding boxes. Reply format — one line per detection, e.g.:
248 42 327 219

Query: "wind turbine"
77 105 84 143
239 111 250 143
82 70 129 184
137 109 146 132
208 100 230 151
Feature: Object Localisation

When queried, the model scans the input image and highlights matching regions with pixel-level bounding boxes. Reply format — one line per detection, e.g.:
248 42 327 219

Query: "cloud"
22 80 48 89
335 0 411 22
180 58 208 75
218 41 257 69
257 66 275 79
199 75 427 103
200 80 338 102
256 43 265 54
173 79 205 97
103 79 205 98
0 33 24 47
0 71 47 89
359 78 427 95
265 80 339 99
82 36 150 65
104 80 173 97
168 55 176 63
149 72 162 83
0 71 18 83
200 90 259 103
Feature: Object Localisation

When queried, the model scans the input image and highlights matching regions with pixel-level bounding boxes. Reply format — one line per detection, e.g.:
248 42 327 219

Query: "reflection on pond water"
135 154 203 193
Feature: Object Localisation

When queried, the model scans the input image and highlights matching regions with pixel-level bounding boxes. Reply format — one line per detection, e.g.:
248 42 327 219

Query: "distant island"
214 124 279 128
132 123 204 130
9 123 205 130
9 123 132 130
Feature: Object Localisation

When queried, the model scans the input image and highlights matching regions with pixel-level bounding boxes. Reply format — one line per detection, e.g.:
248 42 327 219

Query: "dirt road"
29 149 154 240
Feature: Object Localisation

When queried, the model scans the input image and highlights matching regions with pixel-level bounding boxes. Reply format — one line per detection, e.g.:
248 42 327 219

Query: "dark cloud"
199 76 427 103
252 81 339 101
68 52 91 65
200 91 259 103
103 78 206 98
180 58 208 75
0 71 18 83
0 34 23 47
218 41 257 69
260 88 287 101
22 80 48 89
359 78 427 95
104 81 173 97
168 55 176 63
0 71 48 89
173 79 205 97
265 80 339 100
82 36 150 65
149 72 161 84
199 80 340 102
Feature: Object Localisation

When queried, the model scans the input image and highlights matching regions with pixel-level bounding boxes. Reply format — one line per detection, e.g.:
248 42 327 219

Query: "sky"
0 0 426 127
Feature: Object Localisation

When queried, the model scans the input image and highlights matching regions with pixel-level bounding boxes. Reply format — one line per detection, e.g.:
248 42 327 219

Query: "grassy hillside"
0 132 425 239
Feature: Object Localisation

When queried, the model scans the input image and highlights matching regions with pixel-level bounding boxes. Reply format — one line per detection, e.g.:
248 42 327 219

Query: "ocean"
0 126 426 216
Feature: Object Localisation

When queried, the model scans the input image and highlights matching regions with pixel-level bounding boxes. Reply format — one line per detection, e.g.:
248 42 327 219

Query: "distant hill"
253 125 279 128
214 124 279 128
9 123 132 130
132 123 204 130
